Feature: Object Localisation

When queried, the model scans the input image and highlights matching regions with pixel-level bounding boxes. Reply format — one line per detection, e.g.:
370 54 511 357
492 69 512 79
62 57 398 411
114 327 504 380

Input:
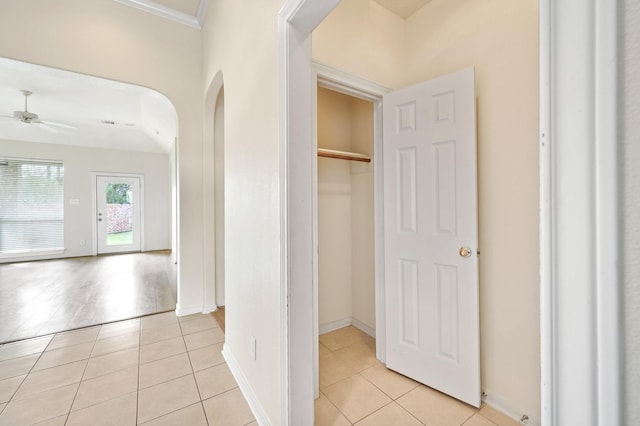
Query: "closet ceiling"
373 0 432 19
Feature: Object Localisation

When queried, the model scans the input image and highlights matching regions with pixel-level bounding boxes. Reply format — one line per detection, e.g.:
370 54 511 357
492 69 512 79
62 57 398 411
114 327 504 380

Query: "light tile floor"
0 312 255 426
316 326 521 426
0 316 521 426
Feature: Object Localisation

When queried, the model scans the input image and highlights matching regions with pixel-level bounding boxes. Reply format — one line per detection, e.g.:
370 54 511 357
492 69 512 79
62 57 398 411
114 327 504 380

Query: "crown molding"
113 0 209 29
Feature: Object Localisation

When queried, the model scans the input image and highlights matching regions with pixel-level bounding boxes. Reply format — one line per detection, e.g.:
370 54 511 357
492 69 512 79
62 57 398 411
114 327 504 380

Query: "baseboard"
202 304 217 314
319 316 375 338
483 388 541 426
319 317 352 335
175 304 202 317
222 344 271 426
351 318 375 338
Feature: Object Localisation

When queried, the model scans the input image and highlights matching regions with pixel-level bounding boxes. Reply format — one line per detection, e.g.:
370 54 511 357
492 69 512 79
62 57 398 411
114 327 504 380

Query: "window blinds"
0 158 64 256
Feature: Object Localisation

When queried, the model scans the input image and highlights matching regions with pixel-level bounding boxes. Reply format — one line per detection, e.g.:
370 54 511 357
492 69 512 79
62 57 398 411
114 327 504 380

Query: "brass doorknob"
459 247 472 258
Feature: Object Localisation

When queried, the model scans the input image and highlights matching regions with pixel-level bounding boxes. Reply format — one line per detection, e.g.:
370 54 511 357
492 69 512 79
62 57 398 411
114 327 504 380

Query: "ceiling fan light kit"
14 90 38 123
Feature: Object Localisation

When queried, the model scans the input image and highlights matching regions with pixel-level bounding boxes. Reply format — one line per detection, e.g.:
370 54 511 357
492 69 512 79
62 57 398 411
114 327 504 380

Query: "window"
0 158 64 257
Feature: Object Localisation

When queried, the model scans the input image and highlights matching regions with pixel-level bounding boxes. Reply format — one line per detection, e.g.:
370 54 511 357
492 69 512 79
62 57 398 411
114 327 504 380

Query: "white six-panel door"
383 68 480 407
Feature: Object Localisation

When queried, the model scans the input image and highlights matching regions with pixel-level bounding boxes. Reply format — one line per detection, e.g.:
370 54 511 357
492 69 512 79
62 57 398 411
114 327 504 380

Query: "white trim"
483 390 541 426
315 62 390 102
196 0 209 26
0 248 65 262
278 1 340 424
223 345 271 426
202 304 216 314
175 303 202 317
318 318 353 335
540 0 621 424
91 172 145 255
112 0 203 29
318 317 375 338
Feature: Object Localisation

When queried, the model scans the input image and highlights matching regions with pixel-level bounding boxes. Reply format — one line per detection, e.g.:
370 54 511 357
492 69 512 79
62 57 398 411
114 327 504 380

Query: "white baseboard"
483 389 541 426
175 304 202 317
222 344 271 426
351 318 375 338
202 304 217 314
319 317 375 338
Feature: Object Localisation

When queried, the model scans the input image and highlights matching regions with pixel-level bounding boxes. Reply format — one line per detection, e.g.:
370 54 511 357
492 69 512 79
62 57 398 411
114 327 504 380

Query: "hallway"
0 252 176 343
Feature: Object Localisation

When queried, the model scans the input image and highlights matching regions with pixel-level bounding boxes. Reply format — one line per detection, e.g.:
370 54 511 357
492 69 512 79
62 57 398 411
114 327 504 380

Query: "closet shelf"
317 148 371 163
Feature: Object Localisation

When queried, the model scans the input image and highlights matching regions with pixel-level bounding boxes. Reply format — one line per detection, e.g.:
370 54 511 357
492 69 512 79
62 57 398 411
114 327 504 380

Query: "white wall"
0 0 204 314
314 0 540 419
623 0 640 423
201 1 285 423
0 140 171 262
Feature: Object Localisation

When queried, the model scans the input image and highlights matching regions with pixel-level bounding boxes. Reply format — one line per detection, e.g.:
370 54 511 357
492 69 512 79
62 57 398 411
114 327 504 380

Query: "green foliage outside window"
106 183 131 204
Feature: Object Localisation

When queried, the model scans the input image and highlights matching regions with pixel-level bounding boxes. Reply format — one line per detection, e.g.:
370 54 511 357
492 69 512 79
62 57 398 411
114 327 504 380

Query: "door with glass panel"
96 176 141 254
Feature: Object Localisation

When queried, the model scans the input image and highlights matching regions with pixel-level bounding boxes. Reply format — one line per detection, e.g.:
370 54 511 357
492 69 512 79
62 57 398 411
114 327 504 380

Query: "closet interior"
317 86 376 338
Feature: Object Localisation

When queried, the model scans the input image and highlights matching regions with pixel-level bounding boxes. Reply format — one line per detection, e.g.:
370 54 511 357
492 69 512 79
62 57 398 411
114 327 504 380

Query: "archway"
203 71 225 313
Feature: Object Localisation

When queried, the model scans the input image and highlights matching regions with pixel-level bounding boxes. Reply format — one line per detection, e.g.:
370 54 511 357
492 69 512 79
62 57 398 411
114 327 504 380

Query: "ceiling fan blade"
35 122 60 133
0 112 14 119
37 120 77 130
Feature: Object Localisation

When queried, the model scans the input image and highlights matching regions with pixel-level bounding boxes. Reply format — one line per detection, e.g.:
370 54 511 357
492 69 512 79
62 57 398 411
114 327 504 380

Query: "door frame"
91 172 145 256
312 62 390 398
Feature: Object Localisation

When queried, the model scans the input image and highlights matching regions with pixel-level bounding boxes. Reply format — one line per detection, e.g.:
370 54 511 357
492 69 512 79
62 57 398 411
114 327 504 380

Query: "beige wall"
350 96 375 330
318 88 355 327
201 0 285 423
317 88 375 331
314 0 540 418
0 1 203 312
313 0 406 89
623 0 640 423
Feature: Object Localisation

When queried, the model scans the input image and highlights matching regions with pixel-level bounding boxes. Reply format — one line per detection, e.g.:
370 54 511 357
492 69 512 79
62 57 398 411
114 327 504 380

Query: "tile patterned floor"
0 316 520 426
0 312 255 426
316 326 521 426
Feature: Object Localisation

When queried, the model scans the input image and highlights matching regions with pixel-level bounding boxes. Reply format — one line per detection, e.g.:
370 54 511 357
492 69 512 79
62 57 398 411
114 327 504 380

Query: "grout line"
136 323 141 426
64 327 100 425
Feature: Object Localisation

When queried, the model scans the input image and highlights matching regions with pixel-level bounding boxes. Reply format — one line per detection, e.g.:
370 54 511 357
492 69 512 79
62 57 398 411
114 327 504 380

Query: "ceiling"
115 0 430 27
0 57 177 154
373 0 432 19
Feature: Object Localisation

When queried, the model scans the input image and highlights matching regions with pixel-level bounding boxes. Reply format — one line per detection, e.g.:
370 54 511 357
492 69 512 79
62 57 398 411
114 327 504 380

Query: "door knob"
459 247 472 258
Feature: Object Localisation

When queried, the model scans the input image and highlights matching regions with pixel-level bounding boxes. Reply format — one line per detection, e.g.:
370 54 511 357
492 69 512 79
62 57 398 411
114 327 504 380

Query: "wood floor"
211 306 225 333
0 251 176 344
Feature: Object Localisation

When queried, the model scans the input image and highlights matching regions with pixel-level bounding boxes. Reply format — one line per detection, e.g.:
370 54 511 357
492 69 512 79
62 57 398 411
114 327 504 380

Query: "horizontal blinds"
0 157 64 255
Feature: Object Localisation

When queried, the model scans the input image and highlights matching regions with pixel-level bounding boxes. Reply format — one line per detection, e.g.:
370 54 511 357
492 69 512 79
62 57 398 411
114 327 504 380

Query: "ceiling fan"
0 90 76 132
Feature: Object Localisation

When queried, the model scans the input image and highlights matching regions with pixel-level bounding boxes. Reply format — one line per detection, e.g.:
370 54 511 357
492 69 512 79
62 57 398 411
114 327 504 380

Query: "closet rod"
317 148 371 163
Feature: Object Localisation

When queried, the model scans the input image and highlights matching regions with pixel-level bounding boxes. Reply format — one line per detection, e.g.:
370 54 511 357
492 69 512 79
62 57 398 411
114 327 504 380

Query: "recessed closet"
317 87 375 337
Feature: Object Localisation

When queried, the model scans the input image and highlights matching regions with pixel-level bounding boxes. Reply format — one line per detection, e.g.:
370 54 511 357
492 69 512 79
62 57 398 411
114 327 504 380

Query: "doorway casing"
312 61 389 398
91 172 145 256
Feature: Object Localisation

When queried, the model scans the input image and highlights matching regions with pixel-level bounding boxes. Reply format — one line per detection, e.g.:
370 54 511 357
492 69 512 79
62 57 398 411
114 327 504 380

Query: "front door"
383 68 480 407
96 175 141 254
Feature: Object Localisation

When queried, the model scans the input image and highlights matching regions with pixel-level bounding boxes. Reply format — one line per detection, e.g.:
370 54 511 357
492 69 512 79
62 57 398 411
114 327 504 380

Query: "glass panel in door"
96 176 141 254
